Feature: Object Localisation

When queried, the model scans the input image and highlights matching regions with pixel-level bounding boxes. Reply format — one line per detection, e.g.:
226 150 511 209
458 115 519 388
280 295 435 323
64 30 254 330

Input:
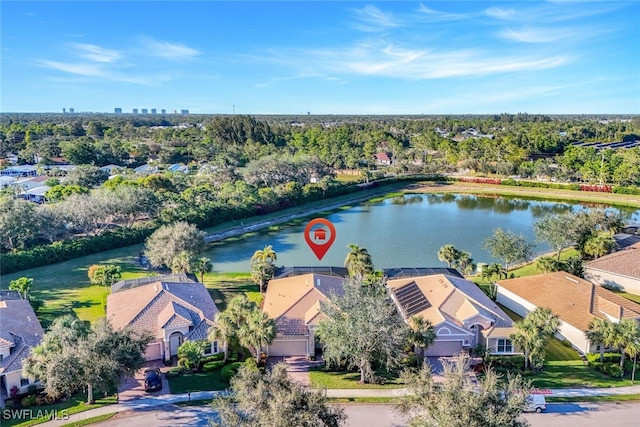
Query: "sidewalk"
36 385 640 426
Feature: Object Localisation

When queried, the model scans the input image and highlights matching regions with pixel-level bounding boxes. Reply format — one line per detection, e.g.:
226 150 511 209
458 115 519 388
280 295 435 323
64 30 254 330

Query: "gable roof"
111 273 196 293
585 243 640 280
107 281 218 339
0 291 45 375
262 273 345 335
387 274 512 329
497 272 640 331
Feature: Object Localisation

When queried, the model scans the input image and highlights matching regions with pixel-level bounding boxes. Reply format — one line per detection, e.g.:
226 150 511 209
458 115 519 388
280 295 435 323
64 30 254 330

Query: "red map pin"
304 218 336 261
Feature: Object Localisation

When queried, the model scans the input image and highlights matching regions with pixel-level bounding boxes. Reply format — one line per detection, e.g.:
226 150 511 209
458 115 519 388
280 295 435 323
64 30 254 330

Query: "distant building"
69 108 74 114
132 108 138 114
114 108 122 114
181 109 189 115
62 108 66 114
151 109 157 114
161 109 166 114
141 109 148 114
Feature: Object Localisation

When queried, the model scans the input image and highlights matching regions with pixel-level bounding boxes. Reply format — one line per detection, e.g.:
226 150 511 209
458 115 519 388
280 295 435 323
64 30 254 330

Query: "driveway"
118 361 170 402
267 356 324 387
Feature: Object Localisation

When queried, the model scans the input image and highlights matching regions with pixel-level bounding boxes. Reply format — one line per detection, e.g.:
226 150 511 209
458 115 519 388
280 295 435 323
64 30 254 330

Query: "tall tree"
144 221 206 270
534 214 575 260
585 318 616 363
397 354 530 427
453 250 475 275
343 244 374 280
613 319 640 368
510 307 560 370
583 234 616 259
536 256 562 274
408 317 436 363
250 245 277 293
483 228 534 272
9 277 33 299
238 309 276 362
212 362 346 427
437 244 459 268
317 278 409 383
194 257 213 283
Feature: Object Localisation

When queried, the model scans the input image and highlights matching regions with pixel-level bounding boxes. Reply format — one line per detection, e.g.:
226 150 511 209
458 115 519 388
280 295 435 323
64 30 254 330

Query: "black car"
144 368 162 392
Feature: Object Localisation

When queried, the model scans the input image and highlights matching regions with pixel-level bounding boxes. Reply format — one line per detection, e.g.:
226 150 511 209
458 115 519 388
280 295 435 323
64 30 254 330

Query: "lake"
204 194 640 273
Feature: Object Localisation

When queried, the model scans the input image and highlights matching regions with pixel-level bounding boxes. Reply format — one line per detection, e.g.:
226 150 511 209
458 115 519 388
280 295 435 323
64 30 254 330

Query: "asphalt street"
94 402 640 427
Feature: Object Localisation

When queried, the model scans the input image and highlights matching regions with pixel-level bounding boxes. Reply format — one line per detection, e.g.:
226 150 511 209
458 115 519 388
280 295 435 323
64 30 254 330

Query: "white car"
524 394 547 413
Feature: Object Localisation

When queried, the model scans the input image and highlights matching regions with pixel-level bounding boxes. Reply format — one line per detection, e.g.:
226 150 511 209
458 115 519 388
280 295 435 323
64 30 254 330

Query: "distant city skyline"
2 1 639 114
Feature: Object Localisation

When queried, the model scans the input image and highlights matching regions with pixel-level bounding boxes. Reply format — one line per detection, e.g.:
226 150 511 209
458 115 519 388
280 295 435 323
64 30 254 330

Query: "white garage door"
425 340 463 357
268 339 308 357
145 342 163 361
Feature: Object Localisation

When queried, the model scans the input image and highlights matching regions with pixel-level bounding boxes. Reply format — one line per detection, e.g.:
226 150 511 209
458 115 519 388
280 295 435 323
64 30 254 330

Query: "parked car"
144 368 162 392
524 394 547 413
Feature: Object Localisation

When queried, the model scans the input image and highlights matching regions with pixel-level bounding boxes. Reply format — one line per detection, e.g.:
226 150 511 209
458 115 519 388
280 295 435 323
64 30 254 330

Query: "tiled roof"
585 244 640 279
262 274 345 336
0 294 45 375
388 274 513 329
497 272 640 331
107 281 218 339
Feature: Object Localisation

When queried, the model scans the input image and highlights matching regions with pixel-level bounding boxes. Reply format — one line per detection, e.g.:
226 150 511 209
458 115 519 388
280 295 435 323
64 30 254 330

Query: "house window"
20 378 29 386
213 341 219 353
497 339 513 353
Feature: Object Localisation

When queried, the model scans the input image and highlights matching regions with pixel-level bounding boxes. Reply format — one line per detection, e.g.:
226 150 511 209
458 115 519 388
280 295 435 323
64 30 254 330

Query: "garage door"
145 342 163 361
268 339 308 357
425 340 463 357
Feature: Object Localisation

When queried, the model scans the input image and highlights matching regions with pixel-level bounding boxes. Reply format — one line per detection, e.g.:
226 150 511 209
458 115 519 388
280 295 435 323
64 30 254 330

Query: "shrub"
21 394 36 408
221 362 244 383
200 352 225 365
606 364 624 378
166 365 190 377
586 352 621 364
202 361 225 372
485 355 525 370
613 186 640 195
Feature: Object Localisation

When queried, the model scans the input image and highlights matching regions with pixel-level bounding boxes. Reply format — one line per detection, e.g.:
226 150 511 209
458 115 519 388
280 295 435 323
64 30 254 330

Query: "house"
19 186 50 204
0 165 37 177
134 164 158 175
167 163 189 173
262 273 345 357
584 243 640 295
0 291 45 407
314 228 327 241
106 277 219 361
374 152 392 166
387 275 515 356
100 164 125 175
496 272 640 354
0 176 15 189
12 176 49 191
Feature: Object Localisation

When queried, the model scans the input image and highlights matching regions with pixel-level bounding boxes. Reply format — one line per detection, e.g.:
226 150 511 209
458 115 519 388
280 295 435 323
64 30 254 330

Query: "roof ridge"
446 276 512 324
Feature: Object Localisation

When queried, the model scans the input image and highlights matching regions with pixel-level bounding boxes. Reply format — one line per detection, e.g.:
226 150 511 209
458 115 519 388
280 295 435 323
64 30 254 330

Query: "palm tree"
208 313 235 362
536 256 561 273
625 337 640 383
344 244 373 280
250 245 277 292
585 318 615 362
614 319 640 368
409 317 436 364
583 234 616 259
251 245 277 264
437 244 459 268
194 257 213 283
510 321 538 370
171 250 193 273
238 309 276 362
511 308 559 370
453 250 475 275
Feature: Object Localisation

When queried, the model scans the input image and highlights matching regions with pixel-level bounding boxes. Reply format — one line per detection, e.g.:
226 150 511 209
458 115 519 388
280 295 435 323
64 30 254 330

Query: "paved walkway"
35 384 640 426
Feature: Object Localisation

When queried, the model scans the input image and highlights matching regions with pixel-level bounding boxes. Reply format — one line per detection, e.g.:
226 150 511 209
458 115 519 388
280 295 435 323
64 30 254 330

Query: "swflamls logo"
2 409 70 421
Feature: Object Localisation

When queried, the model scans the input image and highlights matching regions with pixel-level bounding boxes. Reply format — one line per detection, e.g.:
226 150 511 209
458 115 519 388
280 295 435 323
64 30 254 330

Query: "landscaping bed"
309 368 404 389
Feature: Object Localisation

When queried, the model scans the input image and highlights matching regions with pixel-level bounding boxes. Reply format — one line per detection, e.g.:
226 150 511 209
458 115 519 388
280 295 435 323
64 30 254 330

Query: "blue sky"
2 1 639 114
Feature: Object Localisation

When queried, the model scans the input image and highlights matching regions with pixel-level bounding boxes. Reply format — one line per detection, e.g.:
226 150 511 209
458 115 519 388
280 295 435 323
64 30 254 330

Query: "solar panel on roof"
393 282 431 317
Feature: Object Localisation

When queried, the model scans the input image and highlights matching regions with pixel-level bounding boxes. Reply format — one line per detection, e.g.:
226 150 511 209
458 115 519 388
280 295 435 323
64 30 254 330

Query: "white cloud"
140 36 200 60
417 4 477 21
352 5 401 31
72 43 122 63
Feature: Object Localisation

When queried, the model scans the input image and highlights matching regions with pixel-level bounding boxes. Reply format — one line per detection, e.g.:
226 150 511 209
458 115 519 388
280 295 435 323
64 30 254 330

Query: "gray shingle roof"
0 293 45 375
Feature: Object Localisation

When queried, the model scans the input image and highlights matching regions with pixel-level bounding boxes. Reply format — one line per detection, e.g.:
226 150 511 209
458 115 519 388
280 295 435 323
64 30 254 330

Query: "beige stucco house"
387 274 516 356
496 272 640 355
107 277 219 361
0 291 45 407
262 273 344 357
584 243 640 295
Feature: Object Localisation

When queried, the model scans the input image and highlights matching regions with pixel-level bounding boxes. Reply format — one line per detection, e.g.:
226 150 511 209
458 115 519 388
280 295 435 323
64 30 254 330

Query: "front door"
169 332 184 357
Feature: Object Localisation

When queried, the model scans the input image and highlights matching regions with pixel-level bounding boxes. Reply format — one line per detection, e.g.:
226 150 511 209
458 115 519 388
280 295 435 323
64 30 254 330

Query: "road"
94 402 640 427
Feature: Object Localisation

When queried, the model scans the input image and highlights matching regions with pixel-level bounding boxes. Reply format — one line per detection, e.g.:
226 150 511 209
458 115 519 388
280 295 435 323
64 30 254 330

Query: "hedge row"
586 352 621 364
613 186 640 195
1 226 155 274
455 176 636 194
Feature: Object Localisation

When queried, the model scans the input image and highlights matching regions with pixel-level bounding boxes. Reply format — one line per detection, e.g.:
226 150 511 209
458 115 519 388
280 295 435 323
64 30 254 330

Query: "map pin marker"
304 218 336 261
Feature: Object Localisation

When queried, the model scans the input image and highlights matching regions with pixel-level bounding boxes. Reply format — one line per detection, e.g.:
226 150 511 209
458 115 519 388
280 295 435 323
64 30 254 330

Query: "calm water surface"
204 194 640 273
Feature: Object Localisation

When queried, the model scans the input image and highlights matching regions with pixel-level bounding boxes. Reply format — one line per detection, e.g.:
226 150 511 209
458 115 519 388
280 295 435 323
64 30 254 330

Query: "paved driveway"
267 356 324 386
118 361 170 402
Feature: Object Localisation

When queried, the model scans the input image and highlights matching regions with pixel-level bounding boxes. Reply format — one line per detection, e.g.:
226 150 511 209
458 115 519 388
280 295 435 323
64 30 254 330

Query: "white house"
497 272 640 354
585 243 640 295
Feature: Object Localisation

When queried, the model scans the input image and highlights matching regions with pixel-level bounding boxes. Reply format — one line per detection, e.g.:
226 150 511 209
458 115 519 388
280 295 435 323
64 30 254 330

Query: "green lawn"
615 291 640 304
3 393 117 427
60 413 116 427
527 360 635 389
309 368 404 389
167 370 229 393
